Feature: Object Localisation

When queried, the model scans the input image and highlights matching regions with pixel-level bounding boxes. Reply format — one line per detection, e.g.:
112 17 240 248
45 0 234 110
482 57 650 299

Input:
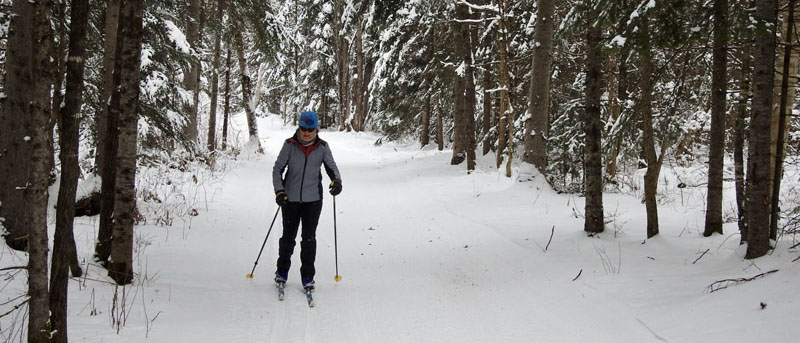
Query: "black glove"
329 179 342 196
275 191 288 207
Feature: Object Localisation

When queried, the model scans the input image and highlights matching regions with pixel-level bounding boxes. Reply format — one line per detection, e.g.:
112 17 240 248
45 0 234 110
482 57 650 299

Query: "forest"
0 0 798 342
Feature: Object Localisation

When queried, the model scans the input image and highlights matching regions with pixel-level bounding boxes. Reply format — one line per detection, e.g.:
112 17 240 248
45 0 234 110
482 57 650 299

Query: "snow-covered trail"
72 117 659 343
61 116 800 343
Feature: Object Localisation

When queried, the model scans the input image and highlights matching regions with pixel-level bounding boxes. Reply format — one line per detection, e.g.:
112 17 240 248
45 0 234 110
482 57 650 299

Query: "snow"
163 20 191 54
610 35 627 47
1 115 800 342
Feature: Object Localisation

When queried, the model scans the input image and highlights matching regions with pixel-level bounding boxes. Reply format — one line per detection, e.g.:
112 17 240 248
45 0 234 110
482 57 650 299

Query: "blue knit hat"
298 111 319 129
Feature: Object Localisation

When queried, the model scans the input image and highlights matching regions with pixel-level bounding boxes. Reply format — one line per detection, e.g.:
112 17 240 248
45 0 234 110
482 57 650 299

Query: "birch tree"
109 0 145 285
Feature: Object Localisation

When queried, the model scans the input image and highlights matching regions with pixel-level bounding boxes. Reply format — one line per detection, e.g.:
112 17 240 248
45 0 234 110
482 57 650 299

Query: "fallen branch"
707 269 779 293
572 269 583 281
545 226 555 251
692 248 710 264
0 266 26 272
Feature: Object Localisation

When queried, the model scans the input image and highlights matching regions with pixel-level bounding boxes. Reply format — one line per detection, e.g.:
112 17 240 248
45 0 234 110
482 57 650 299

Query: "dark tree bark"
452 3 477 171
222 47 231 151
96 0 122 264
437 101 444 151
770 0 796 241
745 0 777 259
481 64 492 155
108 0 145 285
353 21 366 132
422 50 432 148
182 0 202 144
584 10 604 234
734 30 751 242
496 0 513 177
1 0 54 340
704 0 728 237
50 0 90 340
523 0 555 173
640 15 660 239
96 0 121 174
207 0 224 152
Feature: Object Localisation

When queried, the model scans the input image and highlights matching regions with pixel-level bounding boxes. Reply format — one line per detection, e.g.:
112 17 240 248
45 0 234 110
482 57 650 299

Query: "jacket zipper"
299 151 309 202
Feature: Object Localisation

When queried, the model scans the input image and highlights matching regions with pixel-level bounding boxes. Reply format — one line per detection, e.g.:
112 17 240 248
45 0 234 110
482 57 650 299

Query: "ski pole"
246 206 281 279
333 196 342 282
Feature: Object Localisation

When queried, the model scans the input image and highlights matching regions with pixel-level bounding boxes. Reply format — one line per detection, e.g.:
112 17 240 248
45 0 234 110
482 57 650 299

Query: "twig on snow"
706 269 779 293
692 248 710 264
545 226 555 251
572 269 582 281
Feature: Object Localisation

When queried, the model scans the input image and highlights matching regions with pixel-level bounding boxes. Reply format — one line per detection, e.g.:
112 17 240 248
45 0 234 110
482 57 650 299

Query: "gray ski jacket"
272 134 341 203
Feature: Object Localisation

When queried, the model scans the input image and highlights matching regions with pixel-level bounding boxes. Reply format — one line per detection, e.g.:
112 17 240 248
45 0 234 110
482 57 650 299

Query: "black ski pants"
276 200 323 280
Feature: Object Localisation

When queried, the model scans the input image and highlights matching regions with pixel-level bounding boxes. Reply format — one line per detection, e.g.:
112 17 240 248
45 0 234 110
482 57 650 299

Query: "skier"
272 111 342 294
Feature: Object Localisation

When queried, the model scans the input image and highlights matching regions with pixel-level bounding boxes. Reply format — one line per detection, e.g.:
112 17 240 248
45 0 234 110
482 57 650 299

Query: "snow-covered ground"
2 114 799 342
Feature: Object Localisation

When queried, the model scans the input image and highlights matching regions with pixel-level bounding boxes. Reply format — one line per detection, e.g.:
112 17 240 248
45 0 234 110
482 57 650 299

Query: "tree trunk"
182 0 202 144
333 0 351 131
50 0 90 340
222 47 231 151
704 0 728 237
770 0 798 240
734 23 751 242
523 0 555 173
207 0 224 152
496 0 513 177
453 3 477 172
422 64 432 147
640 15 660 239
233 30 260 142
745 0 777 259
353 21 365 132
482 64 492 155
437 100 444 151
109 0 145 285
452 71 467 165
584 14 604 234
96 0 122 263
1 0 54 340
